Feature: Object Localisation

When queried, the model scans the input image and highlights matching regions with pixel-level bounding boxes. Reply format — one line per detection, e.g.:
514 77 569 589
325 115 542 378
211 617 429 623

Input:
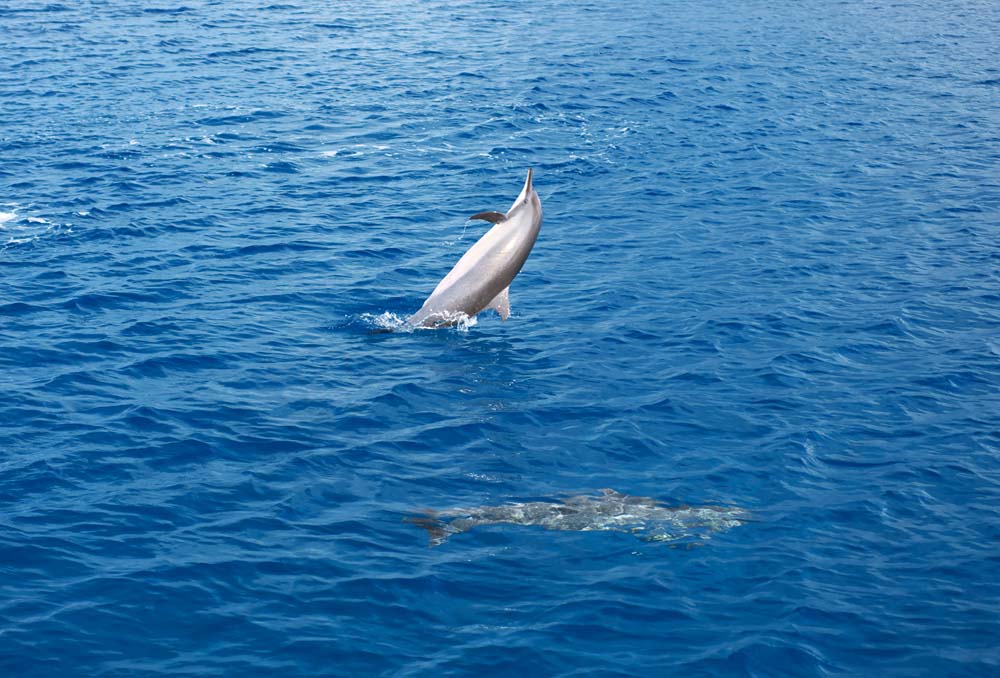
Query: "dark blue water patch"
0 301 44 315
195 110 289 126
142 6 194 14
313 20 358 31
206 46 291 59
262 160 300 174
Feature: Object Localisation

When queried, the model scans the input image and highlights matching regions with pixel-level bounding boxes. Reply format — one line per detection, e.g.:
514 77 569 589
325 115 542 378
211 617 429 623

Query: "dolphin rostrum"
407 169 542 327
406 489 750 546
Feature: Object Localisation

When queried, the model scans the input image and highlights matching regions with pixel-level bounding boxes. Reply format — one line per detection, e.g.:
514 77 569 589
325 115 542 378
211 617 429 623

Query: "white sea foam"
0 206 68 250
437 311 477 331
360 311 412 332
321 143 392 159
359 310 477 333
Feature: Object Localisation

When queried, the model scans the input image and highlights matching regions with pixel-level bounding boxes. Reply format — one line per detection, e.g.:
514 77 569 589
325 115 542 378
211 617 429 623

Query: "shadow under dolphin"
406 489 750 547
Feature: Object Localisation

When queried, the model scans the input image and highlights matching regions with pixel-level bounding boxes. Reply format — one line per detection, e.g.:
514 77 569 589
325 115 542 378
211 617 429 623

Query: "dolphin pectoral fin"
469 211 507 224
487 286 510 321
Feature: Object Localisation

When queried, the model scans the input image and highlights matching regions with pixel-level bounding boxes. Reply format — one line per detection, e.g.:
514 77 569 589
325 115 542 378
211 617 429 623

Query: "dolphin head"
521 167 534 197
508 168 541 218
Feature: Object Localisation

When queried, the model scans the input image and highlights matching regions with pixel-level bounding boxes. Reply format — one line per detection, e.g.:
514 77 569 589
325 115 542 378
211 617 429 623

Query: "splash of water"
359 310 478 333
360 311 412 333
430 311 478 331
0 205 67 250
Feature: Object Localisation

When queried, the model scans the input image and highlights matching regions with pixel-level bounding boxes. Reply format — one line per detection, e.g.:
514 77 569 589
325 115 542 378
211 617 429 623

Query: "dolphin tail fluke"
404 515 451 547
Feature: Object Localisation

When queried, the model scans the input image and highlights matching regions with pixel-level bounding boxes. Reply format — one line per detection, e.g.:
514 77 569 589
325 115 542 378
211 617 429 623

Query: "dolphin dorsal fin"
469 211 506 224
487 286 510 321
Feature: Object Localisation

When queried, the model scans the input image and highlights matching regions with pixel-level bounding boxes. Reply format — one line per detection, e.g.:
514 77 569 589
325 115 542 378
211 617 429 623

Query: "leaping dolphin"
408 169 542 327
405 489 750 546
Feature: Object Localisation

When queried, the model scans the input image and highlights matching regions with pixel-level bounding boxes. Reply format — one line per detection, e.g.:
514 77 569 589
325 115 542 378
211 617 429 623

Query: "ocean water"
2 0 999 675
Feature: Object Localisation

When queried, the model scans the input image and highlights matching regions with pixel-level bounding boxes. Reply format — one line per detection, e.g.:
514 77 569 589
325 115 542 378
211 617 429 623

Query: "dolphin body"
406 489 749 546
407 169 542 327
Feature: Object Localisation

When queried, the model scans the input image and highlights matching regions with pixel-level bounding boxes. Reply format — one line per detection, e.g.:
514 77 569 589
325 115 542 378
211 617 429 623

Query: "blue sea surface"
2 0 999 675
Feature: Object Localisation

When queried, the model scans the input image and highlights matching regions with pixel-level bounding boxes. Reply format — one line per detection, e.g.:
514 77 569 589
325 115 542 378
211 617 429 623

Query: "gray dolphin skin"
407 168 542 327
406 489 749 547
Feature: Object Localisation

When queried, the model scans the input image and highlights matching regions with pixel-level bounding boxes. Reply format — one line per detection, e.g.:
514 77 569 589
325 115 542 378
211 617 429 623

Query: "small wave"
143 6 193 14
0 206 69 250
320 143 391 158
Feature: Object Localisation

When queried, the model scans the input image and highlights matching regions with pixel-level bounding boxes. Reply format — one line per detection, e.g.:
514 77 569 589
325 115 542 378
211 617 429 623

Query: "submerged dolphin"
407 169 542 327
406 489 749 546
